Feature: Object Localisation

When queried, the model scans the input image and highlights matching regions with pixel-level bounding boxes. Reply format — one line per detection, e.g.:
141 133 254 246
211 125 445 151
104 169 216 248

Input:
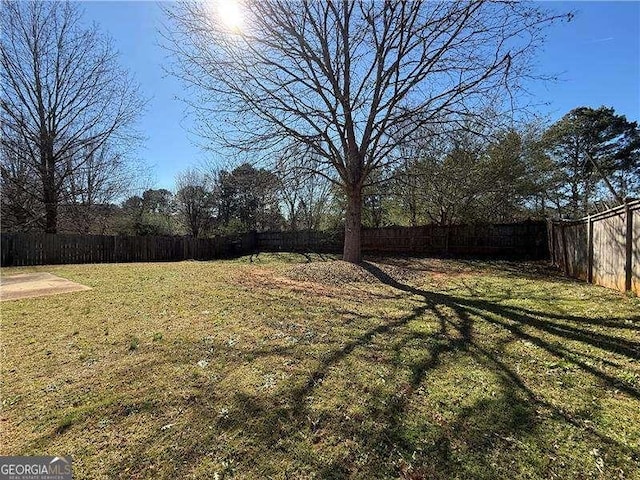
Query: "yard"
1 255 638 479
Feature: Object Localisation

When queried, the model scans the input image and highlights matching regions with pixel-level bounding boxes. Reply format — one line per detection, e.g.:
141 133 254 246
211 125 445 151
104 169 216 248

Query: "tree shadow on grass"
192 262 637 477
33 261 640 479
360 262 639 394
371 256 569 283
98 293 525 477
100 260 639 477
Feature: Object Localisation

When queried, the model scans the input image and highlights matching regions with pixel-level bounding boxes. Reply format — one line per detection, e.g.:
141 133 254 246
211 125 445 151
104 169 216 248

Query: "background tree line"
3 105 637 238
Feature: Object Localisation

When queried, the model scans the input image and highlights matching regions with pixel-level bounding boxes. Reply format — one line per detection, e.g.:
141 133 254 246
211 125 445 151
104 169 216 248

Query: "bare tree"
59 142 142 233
175 169 214 237
298 171 333 231
0 137 42 231
163 0 568 262
275 145 306 231
0 1 144 233
275 144 333 231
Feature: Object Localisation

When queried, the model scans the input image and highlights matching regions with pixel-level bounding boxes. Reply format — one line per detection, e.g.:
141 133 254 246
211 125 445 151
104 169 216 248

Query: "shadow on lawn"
65 262 640 478
360 262 640 394
371 256 570 283
204 263 636 478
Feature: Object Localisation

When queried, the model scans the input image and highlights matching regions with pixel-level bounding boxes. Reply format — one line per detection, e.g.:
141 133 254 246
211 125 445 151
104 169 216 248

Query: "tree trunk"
409 198 417 227
43 181 57 233
343 186 362 263
289 204 297 232
42 145 57 234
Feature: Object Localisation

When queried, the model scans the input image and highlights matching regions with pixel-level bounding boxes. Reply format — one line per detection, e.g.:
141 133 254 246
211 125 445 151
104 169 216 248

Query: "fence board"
592 211 626 291
550 199 639 294
633 208 640 294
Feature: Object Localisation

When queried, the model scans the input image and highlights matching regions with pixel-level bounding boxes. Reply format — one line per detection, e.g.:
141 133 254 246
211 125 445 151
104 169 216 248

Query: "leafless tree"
58 142 143 233
174 169 214 237
275 145 306 231
163 0 568 262
1 1 144 233
0 137 42 231
298 172 333 231
275 143 333 231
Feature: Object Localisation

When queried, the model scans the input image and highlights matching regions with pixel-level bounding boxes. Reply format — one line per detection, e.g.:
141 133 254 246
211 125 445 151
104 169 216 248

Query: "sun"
216 0 243 31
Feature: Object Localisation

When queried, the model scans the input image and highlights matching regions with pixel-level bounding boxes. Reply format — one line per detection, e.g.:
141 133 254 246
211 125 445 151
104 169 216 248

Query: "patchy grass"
1 254 639 479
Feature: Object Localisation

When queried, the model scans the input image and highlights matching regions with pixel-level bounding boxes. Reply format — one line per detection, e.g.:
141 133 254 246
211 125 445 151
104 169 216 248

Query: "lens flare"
217 0 243 31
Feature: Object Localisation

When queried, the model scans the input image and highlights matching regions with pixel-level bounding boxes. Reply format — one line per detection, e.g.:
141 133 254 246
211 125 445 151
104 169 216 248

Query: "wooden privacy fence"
255 221 547 257
549 199 639 294
256 230 343 253
361 222 547 257
0 232 256 267
1 221 547 267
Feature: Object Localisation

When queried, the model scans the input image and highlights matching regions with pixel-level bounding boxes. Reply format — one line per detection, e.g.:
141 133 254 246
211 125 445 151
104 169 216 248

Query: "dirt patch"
236 267 351 297
285 259 431 286
286 261 378 286
234 265 400 303
0 273 91 301
241 257 553 292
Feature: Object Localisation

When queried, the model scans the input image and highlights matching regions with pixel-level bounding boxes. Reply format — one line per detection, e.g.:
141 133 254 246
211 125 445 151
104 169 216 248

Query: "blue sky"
80 1 640 190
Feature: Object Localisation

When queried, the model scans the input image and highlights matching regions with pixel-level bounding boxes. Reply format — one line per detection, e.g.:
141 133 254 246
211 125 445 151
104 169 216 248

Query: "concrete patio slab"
0 273 91 301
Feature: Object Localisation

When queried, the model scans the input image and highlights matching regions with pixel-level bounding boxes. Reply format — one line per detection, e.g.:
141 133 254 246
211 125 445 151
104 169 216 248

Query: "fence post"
587 215 594 284
548 221 555 265
444 226 450 254
625 199 633 292
2 234 14 267
560 222 569 276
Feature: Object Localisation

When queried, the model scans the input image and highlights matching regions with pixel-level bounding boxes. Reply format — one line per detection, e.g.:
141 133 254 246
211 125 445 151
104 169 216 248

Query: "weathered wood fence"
258 222 547 257
549 199 639 294
0 232 256 267
256 230 343 253
1 221 548 267
362 222 547 256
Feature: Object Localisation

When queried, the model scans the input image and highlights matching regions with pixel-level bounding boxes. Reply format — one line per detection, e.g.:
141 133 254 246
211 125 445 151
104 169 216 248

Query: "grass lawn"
1 254 639 479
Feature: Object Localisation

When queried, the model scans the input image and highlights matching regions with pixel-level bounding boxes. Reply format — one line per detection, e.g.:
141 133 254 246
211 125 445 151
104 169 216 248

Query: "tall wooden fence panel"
255 221 547 258
256 230 343 253
550 199 639 294
1 221 547 267
360 222 547 257
0 232 257 267
633 211 640 294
